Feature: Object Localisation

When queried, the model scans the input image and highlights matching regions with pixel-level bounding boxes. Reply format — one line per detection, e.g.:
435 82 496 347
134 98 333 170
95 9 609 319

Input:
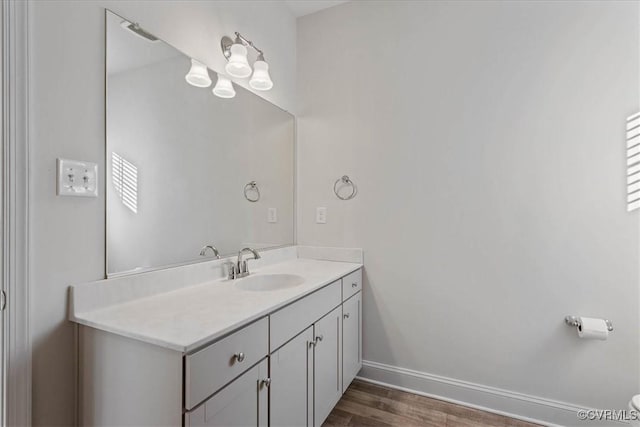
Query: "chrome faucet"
226 247 261 279
200 245 221 259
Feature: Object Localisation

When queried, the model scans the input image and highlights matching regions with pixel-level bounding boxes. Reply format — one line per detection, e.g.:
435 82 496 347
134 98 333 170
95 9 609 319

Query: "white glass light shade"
212 74 236 98
225 43 252 78
185 59 212 87
249 60 273 91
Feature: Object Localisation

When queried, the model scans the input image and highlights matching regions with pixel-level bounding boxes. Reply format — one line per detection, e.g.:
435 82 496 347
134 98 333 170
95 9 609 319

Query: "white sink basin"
235 274 305 292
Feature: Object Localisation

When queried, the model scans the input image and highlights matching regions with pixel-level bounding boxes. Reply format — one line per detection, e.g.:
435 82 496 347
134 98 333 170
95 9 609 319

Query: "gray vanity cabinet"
313 305 344 426
270 326 314 427
269 280 342 427
342 291 362 391
185 360 268 427
270 305 343 427
269 270 362 427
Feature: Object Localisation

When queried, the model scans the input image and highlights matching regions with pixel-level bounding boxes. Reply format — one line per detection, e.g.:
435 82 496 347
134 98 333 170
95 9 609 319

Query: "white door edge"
2 1 32 426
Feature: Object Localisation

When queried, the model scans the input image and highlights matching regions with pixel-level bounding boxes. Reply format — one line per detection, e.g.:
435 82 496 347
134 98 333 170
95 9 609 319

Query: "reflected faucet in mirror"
200 245 221 259
225 248 261 280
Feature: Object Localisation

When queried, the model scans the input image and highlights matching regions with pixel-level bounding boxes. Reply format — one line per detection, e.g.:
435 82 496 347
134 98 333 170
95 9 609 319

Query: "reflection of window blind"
112 152 138 213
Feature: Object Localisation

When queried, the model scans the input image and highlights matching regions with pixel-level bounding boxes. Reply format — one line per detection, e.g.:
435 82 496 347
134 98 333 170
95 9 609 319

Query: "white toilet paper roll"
577 317 609 340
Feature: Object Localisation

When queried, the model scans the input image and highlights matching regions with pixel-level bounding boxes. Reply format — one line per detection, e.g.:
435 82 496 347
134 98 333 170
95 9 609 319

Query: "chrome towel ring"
244 181 260 202
334 175 357 200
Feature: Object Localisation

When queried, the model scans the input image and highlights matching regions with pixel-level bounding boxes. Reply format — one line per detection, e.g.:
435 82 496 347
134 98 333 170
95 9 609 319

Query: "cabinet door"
270 326 314 427
313 306 342 427
185 359 268 427
342 292 362 392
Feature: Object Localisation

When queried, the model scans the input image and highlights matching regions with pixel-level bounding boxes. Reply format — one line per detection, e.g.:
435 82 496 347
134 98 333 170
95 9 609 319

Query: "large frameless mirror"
106 10 295 276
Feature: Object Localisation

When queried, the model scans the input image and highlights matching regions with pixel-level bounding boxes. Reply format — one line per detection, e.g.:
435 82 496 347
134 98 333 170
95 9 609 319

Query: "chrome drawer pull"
315 335 323 344
308 341 316 348
234 352 245 362
261 378 271 388
352 282 358 288
343 313 350 319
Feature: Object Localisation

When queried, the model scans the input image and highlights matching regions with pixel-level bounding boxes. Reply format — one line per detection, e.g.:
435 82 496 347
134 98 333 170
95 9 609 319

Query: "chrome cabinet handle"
343 313 350 319
308 341 316 348
261 378 271 388
234 352 245 362
315 335 323 344
352 282 358 288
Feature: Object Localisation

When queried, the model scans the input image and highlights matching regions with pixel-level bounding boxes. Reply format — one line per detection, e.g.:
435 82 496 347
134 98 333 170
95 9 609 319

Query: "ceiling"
284 1 348 17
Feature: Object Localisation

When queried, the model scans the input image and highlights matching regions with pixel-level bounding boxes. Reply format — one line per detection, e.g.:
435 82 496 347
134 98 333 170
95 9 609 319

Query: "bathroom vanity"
70 247 363 426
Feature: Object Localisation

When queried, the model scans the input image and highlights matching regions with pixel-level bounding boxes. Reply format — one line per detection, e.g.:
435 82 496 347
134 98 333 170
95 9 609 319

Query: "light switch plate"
316 207 327 224
57 158 99 198
268 207 277 223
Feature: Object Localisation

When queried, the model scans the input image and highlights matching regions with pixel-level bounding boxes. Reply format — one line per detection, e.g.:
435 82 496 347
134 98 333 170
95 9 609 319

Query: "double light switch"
57 158 99 198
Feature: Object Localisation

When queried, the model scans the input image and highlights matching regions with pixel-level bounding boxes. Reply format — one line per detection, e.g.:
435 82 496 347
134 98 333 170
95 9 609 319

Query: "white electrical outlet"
57 158 99 198
268 207 277 223
316 207 327 224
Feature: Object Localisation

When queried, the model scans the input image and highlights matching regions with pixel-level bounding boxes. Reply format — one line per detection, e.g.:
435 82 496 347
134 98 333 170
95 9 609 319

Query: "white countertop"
71 258 361 353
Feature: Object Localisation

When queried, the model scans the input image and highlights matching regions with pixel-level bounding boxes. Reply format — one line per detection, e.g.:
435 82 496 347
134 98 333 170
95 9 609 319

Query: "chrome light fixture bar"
221 32 273 91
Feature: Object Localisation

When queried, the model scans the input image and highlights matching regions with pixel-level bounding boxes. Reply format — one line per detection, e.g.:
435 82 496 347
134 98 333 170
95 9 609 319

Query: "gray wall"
297 0 640 411
28 1 296 424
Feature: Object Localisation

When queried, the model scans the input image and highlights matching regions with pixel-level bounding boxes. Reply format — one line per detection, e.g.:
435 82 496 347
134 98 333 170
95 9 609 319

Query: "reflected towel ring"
244 181 260 202
334 175 357 200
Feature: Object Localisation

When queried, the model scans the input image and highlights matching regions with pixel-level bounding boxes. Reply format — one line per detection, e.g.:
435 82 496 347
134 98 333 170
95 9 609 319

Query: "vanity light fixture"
249 54 273 91
212 73 236 98
223 34 253 78
221 32 273 91
185 59 212 87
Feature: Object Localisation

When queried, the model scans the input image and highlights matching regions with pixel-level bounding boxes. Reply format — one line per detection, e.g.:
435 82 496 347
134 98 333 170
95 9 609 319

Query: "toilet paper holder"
565 315 613 332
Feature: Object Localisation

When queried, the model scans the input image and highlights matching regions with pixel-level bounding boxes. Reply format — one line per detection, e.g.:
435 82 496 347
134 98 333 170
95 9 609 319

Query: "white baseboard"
358 360 626 426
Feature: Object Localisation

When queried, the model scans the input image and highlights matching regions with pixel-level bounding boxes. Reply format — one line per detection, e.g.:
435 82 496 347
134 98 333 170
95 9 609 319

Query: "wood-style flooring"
322 380 541 427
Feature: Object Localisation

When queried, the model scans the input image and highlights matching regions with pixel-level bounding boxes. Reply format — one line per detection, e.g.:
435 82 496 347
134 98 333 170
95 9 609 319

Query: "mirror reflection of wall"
106 11 294 276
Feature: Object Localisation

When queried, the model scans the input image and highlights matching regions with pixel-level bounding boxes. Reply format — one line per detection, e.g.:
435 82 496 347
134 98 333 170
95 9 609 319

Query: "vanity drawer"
342 269 362 301
184 317 269 410
270 280 341 351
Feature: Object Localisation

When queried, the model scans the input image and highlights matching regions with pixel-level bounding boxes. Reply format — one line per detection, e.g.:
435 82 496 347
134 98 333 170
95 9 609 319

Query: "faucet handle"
223 261 237 279
239 260 248 274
